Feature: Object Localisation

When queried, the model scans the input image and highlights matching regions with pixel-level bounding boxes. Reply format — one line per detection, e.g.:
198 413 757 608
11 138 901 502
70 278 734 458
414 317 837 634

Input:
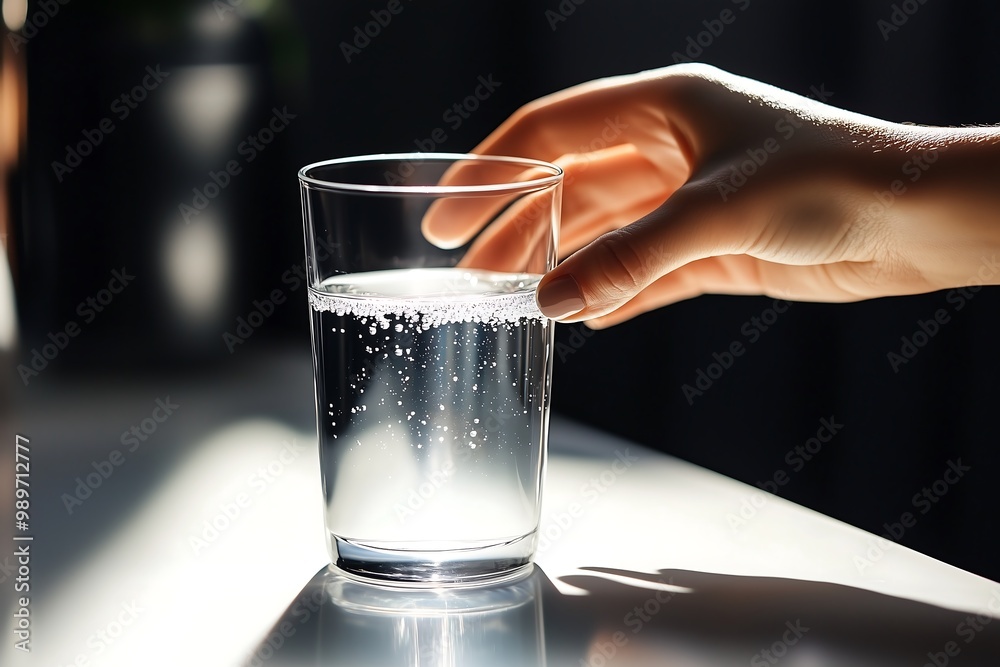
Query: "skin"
422 64 1000 327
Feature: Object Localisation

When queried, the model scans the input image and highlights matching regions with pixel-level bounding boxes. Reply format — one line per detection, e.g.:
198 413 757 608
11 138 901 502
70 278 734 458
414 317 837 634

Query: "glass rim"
298 152 563 195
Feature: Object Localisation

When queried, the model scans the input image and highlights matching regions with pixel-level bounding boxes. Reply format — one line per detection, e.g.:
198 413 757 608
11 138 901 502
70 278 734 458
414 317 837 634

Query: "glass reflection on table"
246 565 544 667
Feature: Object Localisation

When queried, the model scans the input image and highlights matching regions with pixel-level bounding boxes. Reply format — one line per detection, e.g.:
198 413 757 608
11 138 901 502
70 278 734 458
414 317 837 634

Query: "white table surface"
4 411 999 667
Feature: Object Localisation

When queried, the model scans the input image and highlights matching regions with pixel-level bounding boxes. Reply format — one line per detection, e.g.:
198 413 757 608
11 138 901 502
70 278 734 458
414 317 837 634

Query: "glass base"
329 531 537 587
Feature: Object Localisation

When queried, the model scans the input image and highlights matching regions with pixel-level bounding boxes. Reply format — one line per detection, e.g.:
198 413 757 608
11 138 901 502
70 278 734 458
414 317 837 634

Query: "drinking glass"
299 153 562 585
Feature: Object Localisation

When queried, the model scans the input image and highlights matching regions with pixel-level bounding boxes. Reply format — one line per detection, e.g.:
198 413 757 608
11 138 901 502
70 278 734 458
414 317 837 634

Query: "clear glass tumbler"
299 153 562 585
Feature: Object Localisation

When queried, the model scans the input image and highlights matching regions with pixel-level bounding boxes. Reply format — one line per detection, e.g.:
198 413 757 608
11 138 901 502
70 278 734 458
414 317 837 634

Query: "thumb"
535 184 743 320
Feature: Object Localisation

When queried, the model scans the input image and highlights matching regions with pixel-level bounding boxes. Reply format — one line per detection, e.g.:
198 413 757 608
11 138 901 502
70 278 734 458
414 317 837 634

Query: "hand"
424 64 1000 327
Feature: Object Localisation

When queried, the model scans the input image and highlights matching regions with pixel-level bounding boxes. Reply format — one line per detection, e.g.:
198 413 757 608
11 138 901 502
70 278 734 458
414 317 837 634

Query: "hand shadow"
245 565 1000 666
553 566 1000 667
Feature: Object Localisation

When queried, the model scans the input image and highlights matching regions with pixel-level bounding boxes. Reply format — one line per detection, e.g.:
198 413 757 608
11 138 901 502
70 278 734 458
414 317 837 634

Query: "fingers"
422 162 557 249
424 72 695 250
456 145 680 273
456 186 558 273
420 130 655 252
422 191 519 250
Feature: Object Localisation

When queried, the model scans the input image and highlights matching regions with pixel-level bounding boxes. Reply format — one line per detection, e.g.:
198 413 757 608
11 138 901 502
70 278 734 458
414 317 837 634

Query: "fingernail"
537 274 585 320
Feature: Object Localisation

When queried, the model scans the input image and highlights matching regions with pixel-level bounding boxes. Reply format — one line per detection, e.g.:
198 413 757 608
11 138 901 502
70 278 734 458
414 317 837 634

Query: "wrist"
873 124 1000 291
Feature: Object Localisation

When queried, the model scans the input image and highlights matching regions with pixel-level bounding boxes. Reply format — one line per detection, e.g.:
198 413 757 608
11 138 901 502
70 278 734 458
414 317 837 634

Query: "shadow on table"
245 565 1000 667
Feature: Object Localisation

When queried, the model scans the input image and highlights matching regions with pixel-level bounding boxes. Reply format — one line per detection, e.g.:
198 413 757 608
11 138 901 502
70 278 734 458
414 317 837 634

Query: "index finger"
421 162 559 250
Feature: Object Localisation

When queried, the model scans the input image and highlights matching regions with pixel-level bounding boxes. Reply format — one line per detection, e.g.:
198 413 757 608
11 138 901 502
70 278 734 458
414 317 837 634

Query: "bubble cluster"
308 288 545 329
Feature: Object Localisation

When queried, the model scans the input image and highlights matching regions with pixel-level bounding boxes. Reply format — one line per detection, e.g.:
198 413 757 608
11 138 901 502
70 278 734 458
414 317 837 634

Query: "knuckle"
510 100 545 133
594 232 650 298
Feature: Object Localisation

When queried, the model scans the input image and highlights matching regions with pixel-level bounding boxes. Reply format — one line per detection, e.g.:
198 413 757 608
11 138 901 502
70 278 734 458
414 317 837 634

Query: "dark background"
4 0 1000 581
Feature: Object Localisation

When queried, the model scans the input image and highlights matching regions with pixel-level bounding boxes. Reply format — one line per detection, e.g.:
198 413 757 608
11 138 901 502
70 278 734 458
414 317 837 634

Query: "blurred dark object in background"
11 0 306 369
4 0 1000 581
